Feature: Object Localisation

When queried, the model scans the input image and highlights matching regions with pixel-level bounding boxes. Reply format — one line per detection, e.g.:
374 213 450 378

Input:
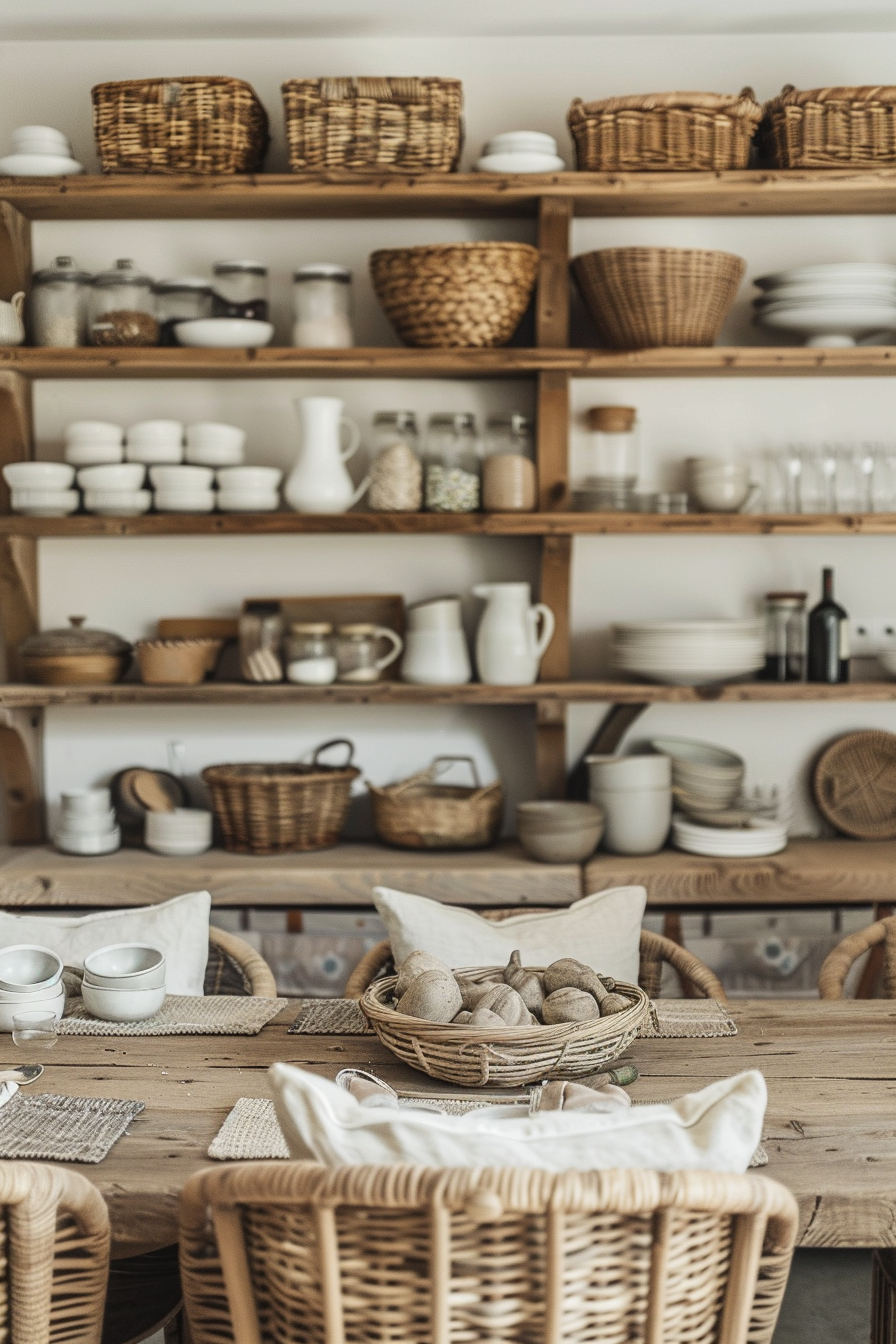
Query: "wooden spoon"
132 770 177 813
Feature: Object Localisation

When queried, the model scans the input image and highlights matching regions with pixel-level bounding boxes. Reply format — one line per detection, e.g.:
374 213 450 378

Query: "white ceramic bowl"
185 442 244 467
0 944 63 993
61 787 112 814
54 826 121 855
83 943 165 985
216 466 281 491
0 978 64 1002
64 441 124 467
57 808 117 835
126 420 184 445
125 441 183 465
81 981 166 1023
78 463 145 490
11 488 79 517
66 421 124 445
0 153 83 176
82 489 152 517
149 465 214 490
153 490 216 514
217 492 280 513
174 319 274 349
650 737 744 770
145 808 213 856
589 785 671 855
586 753 672 789
4 461 75 490
12 125 71 151
484 131 559 155
0 984 65 1033
475 151 567 173
186 422 246 450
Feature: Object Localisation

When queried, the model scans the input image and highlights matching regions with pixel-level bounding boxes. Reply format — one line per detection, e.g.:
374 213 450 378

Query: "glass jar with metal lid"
368 411 422 512
284 622 337 685
153 277 214 346
424 412 480 513
481 412 536 511
760 591 807 683
88 258 158 347
28 255 92 347
211 261 268 322
292 264 353 347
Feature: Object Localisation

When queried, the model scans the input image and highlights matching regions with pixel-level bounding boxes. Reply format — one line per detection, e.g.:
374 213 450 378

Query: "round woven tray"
813 730 896 839
361 966 650 1087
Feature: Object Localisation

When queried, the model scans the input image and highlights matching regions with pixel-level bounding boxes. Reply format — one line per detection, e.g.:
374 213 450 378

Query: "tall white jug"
284 396 368 514
473 582 555 685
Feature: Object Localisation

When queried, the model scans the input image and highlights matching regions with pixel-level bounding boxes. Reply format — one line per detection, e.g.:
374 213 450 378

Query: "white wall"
9 29 896 833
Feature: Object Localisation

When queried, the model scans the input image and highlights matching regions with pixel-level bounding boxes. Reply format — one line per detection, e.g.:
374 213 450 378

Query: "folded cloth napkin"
0 1083 18 1109
532 1078 631 1113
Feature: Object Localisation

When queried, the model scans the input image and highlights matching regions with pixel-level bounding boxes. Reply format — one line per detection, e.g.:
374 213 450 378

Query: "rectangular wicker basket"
760 85 896 167
568 88 762 172
281 77 463 172
92 76 269 174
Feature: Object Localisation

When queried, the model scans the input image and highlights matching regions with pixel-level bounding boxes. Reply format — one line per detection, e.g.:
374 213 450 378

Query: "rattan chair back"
818 913 896 999
206 928 277 998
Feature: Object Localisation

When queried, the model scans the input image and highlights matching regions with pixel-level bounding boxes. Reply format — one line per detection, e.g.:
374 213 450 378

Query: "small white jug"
402 597 472 685
473 582 555 685
0 293 25 346
284 396 369 514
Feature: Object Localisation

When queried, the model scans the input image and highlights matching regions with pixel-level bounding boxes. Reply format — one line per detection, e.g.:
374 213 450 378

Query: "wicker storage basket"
759 85 896 168
569 88 762 172
368 756 503 850
202 738 359 854
572 247 745 349
361 966 650 1087
281 77 463 173
92 77 269 174
370 242 539 348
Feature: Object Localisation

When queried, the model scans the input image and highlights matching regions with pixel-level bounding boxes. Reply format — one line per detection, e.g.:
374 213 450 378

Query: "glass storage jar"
292 264 353 347
211 261 268 322
481 412 537 511
28 256 91 347
368 411 422 512
574 405 639 510
760 591 807 682
335 623 404 683
239 601 284 682
154 277 213 346
89 259 158 346
424 413 480 513
284 622 337 685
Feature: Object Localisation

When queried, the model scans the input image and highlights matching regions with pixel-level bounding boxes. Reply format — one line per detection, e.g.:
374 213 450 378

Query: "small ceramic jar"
284 622 337 684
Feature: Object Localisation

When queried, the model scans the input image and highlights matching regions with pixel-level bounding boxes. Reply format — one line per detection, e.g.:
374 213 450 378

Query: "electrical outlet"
873 619 896 652
850 618 879 657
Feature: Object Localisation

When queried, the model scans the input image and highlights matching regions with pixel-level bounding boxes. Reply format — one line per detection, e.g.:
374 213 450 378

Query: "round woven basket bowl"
369 242 540 348
361 966 650 1087
572 247 746 349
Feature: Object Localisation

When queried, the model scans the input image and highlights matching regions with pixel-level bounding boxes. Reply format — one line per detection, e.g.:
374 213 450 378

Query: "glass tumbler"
12 1012 57 1050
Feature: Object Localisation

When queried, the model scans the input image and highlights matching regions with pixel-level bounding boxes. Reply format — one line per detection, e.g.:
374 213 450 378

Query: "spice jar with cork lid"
481 413 537 511
89 259 158 347
368 411 422 512
577 405 639 510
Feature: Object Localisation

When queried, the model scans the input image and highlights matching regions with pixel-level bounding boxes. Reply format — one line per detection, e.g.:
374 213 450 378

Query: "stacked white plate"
753 262 896 347
671 814 787 858
611 620 765 686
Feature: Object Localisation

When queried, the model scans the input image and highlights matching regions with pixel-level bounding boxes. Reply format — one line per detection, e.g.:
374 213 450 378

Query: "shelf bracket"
535 699 567 800
0 707 42 843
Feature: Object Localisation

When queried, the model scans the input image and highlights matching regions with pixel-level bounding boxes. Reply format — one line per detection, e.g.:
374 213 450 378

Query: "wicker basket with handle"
568 88 762 171
361 966 650 1086
572 246 745 349
91 76 269 174
760 85 896 167
202 738 359 854
281 77 463 173
368 756 503 850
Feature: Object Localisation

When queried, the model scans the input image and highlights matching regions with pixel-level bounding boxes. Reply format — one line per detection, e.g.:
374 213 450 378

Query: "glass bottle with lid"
424 413 480 513
760 591 807 683
211 261 268 322
284 622 337 685
239 601 284 682
28 256 91 347
368 411 422 512
481 412 537 511
292 265 353 347
89 259 158 346
577 405 639 510
153 278 213 346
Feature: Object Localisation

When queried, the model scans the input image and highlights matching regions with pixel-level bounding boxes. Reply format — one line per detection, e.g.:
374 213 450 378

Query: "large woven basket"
572 247 745 349
370 242 539 348
281 77 463 173
759 85 896 168
568 88 762 171
368 756 503 850
92 77 269 174
202 738 359 854
361 966 650 1087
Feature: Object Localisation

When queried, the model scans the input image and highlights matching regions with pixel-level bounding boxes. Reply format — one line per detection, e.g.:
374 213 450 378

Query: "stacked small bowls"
0 944 65 1032
586 754 672 854
64 421 125 467
145 808 213 856
650 737 744 815
611 620 765 686
216 466 282 512
185 422 246 467
475 131 566 173
81 943 166 1022
686 457 757 514
149 465 216 513
125 420 184 465
54 787 121 855
78 463 150 517
516 801 603 863
3 462 79 517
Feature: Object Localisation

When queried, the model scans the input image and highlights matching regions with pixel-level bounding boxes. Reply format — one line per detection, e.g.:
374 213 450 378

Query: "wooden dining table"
17 998 896 1258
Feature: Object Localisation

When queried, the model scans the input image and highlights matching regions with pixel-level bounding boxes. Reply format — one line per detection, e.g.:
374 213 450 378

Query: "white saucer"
174 319 274 349
475 152 567 173
0 153 84 176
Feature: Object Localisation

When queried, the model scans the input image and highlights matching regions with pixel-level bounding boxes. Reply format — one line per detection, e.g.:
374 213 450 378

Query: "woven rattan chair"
818 913 896 999
180 1162 797 1344
205 927 277 998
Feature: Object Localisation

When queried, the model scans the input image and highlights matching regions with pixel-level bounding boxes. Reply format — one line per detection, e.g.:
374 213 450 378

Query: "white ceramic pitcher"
0 293 25 346
284 396 369 514
472 582 555 685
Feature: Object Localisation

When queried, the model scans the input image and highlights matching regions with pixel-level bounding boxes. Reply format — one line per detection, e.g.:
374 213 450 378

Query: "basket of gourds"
360 949 650 1087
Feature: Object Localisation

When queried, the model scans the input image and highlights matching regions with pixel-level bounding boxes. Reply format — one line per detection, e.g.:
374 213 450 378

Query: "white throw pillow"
372 885 646 984
0 890 211 994
270 1064 766 1174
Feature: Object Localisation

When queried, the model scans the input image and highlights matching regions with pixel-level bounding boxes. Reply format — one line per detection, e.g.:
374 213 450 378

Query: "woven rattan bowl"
361 966 650 1087
572 247 746 349
370 243 539 348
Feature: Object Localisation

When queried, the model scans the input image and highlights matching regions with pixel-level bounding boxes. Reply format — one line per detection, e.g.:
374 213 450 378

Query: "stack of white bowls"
753 262 896 347
586 753 672 854
81 944 166 1022
0 125 83 177
185 422 246 467
149 465 216 513
54 787 121 855
125 419 184 465
686 457 758 514
650 736 744 815
145 808 213 856
475 131 566 173
3 462 78 517
216 466 282 512
65 421 125 467
612 620 765 686
671 814 787 858
0 945 65 1032
78 463 150 517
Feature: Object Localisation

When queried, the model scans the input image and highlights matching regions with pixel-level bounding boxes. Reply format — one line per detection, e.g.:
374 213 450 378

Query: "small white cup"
126 420 184 446
65 441 124 467
61 787 112 814
78 463 146 490
216 466 281 491
65 421 124 446
149 465 215 490
3 461 75 490
185 422 246 450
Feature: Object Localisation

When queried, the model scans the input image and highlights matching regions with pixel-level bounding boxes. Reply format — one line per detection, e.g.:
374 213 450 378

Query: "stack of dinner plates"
753 262 896 347
671 814 787 858
611 620 765 686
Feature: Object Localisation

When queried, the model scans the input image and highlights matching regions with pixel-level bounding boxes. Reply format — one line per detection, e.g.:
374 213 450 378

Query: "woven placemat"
289 999 372 1035
58 994 288 1037
0 1093 144 1163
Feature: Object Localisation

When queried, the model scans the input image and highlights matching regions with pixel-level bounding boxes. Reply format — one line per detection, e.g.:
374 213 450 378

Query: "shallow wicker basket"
368 756 503 850
760 85 896 168
281 77 463 173
370 242 539 348
361 966 650 1087
92 76 269 174
136 637 223 686
568 88 762 172
202 738 359 854
572 247 745 349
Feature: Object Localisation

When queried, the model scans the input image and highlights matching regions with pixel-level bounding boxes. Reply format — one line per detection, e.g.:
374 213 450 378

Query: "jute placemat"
289 999 372 1035
0 1093 144 1163
58 995 288 1037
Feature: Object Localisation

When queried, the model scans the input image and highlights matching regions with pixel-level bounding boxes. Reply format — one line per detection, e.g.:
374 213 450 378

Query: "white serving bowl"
217 492 280 513
186 422 246 450
125 441 183 465
83 943 165 986
145 808 213 856
64 441 124 467
153 489 216 514
126 420 184 445
78 463 145 490
149 465 214 490
589 785 671 855
61 787 112 814
185 442 244 467
0 944 63 993
216 466 281 491
484 131 559 155
81 981 166 1023
11 488 79 517
586 753 671 790
66 421 124 445
174 319 274 349
756 302 896 347
650 737 744 770
54 826 121 855
0 984 65 1033
0 153 83 176
83 489 152 517
475 151 567 173
4 461 75 490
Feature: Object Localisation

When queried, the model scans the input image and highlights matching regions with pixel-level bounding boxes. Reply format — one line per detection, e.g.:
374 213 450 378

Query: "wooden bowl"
21 652 130 685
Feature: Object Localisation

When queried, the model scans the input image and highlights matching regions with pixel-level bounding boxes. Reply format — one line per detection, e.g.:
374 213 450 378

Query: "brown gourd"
468 1006 508 1028
472 982 536 1027
542 986 602 1024
452 1009 473 1024
502 950 545 1015
455 976 501 1011
396 968 462 1023
395 950 453 999
543 957 630 1015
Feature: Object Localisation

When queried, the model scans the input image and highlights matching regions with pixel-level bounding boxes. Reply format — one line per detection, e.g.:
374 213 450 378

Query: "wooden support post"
0 203 31 301
536 197 572 348
536 701 567 799
536 371 569 511
0 370 34 513
0 708 42 842
0 536 37 682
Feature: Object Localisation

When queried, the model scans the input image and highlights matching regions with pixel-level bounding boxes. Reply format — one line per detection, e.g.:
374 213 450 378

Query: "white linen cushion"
270 1064 766 1174
372 885 646 984
0 890 211 994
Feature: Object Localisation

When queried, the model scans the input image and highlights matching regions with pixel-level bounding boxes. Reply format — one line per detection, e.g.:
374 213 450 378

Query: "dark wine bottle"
807 567 850 683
